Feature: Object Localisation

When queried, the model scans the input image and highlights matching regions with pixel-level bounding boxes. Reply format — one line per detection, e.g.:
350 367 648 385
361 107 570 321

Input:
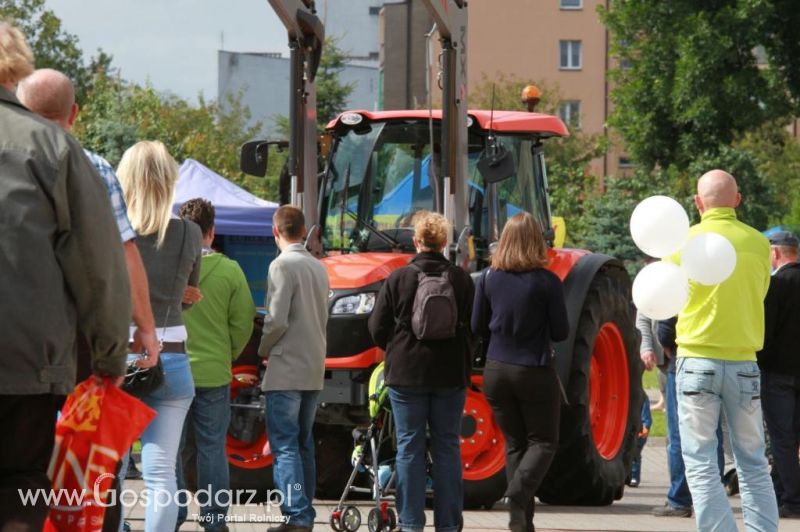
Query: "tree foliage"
316 37 355 128
74 73 277 199
601 1 796 172
0 0 110 104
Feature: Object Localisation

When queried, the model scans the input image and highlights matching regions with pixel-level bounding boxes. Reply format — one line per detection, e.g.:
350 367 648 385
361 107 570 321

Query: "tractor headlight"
331 292 377 315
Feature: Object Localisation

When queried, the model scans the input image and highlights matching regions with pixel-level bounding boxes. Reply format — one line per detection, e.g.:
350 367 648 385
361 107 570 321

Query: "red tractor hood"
322 252 414 290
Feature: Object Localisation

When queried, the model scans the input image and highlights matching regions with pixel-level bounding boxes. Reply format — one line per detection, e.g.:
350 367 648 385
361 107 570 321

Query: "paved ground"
120 436 796 531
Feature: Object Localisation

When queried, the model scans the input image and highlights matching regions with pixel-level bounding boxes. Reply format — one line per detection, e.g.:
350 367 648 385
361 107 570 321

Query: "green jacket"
670 208 770 361
183 252 256 387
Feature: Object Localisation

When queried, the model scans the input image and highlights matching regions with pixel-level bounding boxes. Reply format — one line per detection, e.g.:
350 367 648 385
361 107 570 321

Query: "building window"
560 0 582 9
560 40 582 70
559 100 581 128
369 6 381 15
618 157 635 169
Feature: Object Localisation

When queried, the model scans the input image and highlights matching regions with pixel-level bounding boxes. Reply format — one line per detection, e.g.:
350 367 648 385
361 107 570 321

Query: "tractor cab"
320 109 569 269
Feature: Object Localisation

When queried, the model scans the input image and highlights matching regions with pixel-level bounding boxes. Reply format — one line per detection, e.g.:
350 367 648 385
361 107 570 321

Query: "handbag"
123 220 187 397
122 353 165 397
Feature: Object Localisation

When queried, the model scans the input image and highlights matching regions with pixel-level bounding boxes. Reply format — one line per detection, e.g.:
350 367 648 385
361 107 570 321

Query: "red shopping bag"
43 378 156 532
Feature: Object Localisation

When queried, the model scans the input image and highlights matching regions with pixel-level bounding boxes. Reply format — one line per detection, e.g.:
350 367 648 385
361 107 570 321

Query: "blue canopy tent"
173 159 278 305
174 159 277 236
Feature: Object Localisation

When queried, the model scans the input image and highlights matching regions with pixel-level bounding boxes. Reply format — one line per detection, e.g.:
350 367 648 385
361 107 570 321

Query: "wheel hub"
589 322 630 460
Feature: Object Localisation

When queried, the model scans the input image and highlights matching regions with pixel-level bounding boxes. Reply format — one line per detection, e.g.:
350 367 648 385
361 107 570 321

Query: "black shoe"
266 524 312 532
125 458 142 480
652 503 692 517
505 497 528 532
629 478 640 488
780 505 800 518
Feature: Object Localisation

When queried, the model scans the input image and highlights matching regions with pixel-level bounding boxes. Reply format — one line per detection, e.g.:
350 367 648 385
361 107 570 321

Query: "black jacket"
368 252 475 388
758 262 800 376
471 268 568 367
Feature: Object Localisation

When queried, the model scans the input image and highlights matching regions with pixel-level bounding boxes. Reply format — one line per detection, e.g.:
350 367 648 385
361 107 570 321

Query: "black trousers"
762 370 800 512
0 394 63 532
483 359 560 519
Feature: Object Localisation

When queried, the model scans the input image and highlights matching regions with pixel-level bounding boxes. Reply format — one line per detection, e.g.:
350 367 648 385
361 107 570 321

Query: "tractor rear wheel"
538 267 642 505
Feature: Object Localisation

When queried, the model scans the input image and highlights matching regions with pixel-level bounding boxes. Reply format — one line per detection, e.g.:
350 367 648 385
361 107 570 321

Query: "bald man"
668 170 778 530
17 69 159 362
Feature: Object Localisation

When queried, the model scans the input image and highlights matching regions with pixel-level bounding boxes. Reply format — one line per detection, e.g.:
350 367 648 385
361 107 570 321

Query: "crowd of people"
2 16 800 532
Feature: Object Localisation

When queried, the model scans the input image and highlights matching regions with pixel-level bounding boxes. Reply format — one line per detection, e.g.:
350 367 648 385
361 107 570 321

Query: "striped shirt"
84 149 136 242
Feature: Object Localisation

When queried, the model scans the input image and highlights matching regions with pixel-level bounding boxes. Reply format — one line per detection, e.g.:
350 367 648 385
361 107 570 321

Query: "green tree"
600 1 795 172
0 0 111 103
74 72 277 199
316 37 355 128
735 124 800 226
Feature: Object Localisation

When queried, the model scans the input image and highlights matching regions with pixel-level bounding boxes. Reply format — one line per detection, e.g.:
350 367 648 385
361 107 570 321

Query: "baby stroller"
329 362 398 532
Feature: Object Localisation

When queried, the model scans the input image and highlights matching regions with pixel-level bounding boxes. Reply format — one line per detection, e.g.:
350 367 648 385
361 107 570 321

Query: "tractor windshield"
322 121 444 252
321 119 552 255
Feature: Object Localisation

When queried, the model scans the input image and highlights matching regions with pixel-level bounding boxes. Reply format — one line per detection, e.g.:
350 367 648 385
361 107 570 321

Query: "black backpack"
409 263 458 340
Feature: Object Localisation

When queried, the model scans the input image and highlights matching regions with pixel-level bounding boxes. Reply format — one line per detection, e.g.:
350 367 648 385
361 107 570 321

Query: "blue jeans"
630 436 647 483
666 365 693 509
119 353 195 532
176 385 232 530
265 390 319 528
677 357 778 532
388 386 466 532
761 370 800 512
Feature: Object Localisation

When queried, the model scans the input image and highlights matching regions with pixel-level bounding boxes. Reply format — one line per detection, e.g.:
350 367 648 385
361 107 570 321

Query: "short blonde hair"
492 213 548 272
413 211 450 251
0 20 34 86
117 141 179 247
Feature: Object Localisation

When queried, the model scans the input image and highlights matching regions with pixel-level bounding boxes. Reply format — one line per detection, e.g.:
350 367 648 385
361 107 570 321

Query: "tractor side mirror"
477 146 515 184
240 140 289 177
240 141 269 177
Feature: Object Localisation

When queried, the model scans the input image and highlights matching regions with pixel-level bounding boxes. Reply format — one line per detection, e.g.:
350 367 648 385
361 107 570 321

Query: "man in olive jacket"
0 21 131 531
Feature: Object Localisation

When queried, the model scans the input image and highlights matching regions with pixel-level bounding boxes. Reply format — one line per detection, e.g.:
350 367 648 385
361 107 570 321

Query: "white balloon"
682 232 737 285
630 196 690 258
632 261 690 320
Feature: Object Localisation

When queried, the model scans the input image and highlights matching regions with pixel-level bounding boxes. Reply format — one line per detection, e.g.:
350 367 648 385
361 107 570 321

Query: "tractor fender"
553 253 626 391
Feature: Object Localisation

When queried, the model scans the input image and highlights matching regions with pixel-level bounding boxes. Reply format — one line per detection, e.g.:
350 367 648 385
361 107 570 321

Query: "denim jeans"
118 353 194 532
630 436 647 483
176 385 232 530
388 386 466 532
265 390 319 528
761 370 800 513
677 357 778 532
666 365 693 509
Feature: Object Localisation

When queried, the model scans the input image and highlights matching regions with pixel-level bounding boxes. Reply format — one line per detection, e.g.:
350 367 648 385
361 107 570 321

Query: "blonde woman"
471 213 568 532
369 211 474 532
117 141 203 531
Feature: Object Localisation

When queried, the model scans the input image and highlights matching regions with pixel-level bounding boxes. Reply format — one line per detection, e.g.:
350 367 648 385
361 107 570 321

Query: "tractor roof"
327 109 569 137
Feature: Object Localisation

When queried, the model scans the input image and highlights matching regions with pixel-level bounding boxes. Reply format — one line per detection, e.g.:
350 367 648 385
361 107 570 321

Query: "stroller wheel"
334 505 361 531
367 507 396 532
330 510 344 532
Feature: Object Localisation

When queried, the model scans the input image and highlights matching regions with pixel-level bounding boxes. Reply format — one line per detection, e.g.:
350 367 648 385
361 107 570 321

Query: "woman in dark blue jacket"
472 213 568 532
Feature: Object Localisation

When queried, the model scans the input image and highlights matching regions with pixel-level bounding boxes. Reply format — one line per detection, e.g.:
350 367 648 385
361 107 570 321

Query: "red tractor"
223 0 642 509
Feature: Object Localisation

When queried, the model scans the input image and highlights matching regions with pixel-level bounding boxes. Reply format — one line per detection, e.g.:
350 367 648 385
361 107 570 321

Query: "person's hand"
640 350 656 371
133 328 160 364
135 350 159 369
183 286 203 305
261 357 269 368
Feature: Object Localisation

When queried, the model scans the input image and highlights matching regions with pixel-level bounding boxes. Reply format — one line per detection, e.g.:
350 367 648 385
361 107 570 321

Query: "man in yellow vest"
670 169 778 531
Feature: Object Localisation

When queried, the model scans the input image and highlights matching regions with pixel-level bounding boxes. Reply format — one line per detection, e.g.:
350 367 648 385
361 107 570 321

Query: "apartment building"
379 0 625 176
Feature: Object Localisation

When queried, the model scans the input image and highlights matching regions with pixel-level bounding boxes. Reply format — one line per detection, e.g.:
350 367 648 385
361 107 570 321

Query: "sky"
45 0 292 101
